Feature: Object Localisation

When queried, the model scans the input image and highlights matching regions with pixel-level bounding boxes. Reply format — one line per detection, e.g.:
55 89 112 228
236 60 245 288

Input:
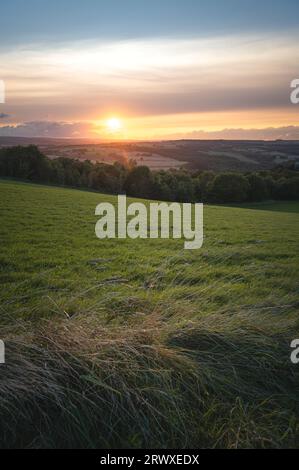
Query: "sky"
0 0 299 140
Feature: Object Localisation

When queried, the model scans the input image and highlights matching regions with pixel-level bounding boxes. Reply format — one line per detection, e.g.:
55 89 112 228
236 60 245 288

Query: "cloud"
0 121 94 138
160 126 299 141
1 120 299 141
0 113 10 119
1 33 298 122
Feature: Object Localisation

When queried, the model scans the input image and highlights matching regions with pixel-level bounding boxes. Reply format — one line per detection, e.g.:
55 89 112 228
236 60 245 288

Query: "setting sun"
106 117 122 132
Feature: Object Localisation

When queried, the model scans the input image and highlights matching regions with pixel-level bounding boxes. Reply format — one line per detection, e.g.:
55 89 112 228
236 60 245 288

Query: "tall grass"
1 305 298 449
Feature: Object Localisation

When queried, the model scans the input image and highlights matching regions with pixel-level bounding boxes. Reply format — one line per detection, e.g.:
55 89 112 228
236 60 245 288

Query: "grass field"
0 179 299 448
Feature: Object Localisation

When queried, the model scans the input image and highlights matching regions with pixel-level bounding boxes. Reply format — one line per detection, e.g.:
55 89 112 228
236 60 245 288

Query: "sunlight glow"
106 117 122 132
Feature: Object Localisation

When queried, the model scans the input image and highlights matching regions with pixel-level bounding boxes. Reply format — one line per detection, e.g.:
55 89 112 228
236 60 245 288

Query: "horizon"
1 135 299 144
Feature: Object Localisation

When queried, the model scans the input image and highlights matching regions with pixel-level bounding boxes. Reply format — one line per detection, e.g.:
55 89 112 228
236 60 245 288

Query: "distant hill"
1 137 299 172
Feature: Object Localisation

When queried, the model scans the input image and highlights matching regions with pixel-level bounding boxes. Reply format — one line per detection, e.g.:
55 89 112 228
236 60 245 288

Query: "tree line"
0 145 298 203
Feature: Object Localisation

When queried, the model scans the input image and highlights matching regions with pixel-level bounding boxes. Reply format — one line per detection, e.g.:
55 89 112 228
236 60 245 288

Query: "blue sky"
0 0 299 139
1 0 299 45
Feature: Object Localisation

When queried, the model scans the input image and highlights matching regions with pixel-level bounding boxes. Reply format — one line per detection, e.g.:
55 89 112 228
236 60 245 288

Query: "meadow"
0 179 299 448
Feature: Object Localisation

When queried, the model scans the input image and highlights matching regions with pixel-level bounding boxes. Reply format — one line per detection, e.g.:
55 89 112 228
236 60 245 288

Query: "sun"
106 117 122 132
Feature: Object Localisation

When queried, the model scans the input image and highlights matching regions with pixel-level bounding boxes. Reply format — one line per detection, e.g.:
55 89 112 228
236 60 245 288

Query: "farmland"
0 179 299 448
1 137 299 172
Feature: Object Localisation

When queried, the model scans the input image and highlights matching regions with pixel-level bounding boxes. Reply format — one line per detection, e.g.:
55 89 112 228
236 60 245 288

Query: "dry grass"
1 306 299 449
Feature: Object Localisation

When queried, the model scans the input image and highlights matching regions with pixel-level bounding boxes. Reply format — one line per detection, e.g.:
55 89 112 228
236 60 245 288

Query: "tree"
209 173 250 203
193 171 215 201
0 145 298 204
174 173 195 202
276 177 299 200
0 145 51 181
246 174 269 202
123 166 154 198
152 172 176 201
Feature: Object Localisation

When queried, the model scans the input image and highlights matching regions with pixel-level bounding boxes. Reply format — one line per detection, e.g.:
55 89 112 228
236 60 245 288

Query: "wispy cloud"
159 126 299 141
0 33 298 137
0 121 93 138
1 120 299 141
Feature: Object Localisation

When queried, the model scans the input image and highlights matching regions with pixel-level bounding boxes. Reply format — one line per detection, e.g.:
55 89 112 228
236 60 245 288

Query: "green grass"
0 179 299 448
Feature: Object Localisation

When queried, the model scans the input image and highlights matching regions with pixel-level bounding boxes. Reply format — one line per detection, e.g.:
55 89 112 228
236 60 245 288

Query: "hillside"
0 180 299 448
